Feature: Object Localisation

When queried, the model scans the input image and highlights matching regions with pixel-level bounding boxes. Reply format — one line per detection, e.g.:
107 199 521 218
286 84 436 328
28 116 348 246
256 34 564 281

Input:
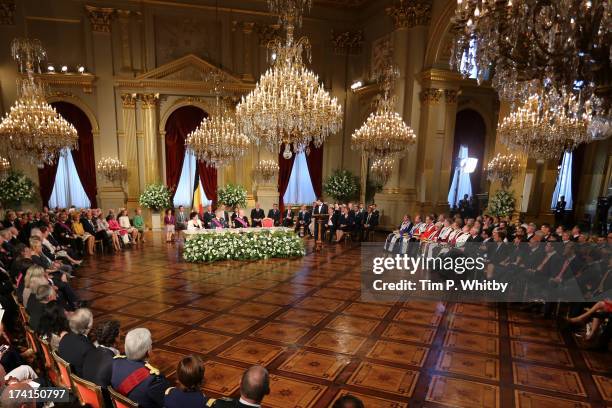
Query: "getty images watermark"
360 242 611 303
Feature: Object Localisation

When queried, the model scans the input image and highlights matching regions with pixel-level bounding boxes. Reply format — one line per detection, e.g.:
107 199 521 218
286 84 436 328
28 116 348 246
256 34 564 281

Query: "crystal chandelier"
0 157 10 176
186 75 249 169
498 93 590 160
235 0 343 159
450 0 611 132
485 153 520 189
0 39 78 166
253 159 280 183
96 157 127 182
371 157 395 184
351 64 417 160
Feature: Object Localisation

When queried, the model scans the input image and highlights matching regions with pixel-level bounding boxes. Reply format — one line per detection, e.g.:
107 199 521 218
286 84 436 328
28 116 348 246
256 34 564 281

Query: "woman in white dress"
187 211 204 230
118 209 139 243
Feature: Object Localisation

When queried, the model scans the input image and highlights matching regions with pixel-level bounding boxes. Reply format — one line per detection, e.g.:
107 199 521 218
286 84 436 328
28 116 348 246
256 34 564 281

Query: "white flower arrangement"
139 184 172 212
323 169 359 202
0 171 35 208
183 230 305 262
217 184 248 208
488 189 515 217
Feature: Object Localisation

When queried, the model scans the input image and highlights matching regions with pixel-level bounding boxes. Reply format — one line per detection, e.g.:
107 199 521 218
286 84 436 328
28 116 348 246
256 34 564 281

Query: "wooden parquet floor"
73 233 611 408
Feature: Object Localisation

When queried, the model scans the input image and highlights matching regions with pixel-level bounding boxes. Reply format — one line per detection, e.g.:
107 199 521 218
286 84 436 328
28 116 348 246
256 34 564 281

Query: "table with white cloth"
183 226 293 239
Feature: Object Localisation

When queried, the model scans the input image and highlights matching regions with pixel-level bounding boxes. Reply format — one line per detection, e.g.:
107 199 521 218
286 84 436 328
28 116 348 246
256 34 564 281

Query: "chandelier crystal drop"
235 0 343 159
498 93 590 160
450 0 611 122
0 38 78 166
485 153 520 189
96 157 127 182
186 74 249 169
351 64 416 160
371 157 395 184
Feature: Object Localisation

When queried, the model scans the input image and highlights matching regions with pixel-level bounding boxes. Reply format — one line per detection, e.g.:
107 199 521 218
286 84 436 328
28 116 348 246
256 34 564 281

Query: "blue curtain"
173 150 211 208
551 151 573 210
49 149 91 208
283 151 317 205
448 145 473 207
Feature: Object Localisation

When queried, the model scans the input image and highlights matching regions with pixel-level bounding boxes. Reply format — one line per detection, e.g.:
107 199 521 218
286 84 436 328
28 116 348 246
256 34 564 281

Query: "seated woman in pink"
108 213 129 244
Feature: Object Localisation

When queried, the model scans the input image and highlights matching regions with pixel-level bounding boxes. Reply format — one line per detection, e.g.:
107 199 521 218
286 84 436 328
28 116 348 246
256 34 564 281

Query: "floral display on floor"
323 169 360 202
217 183 248 209
488 189 516 217
138 183 172 212
183 230 305 262
0 171 35 208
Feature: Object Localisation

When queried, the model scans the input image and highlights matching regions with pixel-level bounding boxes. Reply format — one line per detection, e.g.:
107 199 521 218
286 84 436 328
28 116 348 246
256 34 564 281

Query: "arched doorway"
164 105 217 208
39 102 97 208
448 109 486 208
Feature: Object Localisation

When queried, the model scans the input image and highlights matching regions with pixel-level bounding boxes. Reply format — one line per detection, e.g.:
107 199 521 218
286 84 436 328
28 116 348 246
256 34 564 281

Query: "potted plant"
217 184 248 210
488 189 515 217
0 171 36 210
138 184 172 230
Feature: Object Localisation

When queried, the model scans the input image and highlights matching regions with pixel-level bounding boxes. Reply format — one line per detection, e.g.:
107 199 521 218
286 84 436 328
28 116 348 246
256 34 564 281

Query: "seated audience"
26 284 56 333
57 308 95 377
362 204 379 241
209 211 228 229
133 208 146 240
294 205 311 237
164 355 216 408
251 203 265 228
282 205 294 227
187 212 204 230
71 212 94 256
82 319 120 387
267 204 281 226
233 209 250 228
97 212 122 251
119 209 140 243
333 395 365 408
37 300 68 351
335 205 355 242
212 365 270 407
202 205 215 229
111 328 169 408
384 215 413 253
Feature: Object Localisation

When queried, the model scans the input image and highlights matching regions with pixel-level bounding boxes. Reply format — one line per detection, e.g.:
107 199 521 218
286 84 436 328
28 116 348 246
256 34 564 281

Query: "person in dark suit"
282 206 294 227
250 203 265 228
554 195 567 226
58 308 95 377
267 204 281 226
82 319 120 388
210 366 270 408
209 211 229 229
27 284 56 333
294 205 311 237
202 205 215 229
362 205 379 241
175 206 188 231
354 203 366 241
111 328 170 408
82 210 109 246
163 355 216 408
324 207 338 243
335 205 355 242
311 200 328 240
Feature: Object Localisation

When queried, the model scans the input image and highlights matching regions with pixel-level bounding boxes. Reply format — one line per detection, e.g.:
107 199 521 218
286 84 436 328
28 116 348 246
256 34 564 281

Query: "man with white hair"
57 308 95 377
111 328 169 408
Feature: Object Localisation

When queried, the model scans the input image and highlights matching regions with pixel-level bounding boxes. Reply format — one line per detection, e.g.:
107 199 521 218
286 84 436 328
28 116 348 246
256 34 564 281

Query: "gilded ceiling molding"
385 0 432 30
0 1 15 25
121 93 138 108
254 23 282 47
28 73 97 94
85 5 115 33
141 93 160 109
331 29 364 56
419 88 443 105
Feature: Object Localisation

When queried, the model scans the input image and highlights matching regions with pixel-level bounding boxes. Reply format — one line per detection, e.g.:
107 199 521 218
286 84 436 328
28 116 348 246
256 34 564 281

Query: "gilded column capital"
420 88 443 105
141 93 159 109
0 1 15 25
85 5 115 33
444 89 459 105
331 29 364 56
121 93 138 108
385 0 432 30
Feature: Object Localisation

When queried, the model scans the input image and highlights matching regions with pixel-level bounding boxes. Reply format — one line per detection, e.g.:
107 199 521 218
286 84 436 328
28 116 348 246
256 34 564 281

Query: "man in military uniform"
209 365 270 407
111 328 169 408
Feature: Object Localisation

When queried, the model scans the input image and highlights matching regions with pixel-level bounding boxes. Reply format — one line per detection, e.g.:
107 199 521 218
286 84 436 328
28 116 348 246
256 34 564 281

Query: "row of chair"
15 297 138 408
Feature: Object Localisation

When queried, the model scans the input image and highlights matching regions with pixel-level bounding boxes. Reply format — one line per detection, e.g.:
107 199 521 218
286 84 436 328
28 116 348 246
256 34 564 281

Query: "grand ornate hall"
0 0 610 407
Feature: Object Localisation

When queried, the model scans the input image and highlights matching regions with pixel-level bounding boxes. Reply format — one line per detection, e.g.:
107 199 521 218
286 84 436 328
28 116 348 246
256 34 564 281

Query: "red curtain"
278 144 296 213
40 102 98 207
197 162 218 206
164 106 206 198
38 162 59 208
305 142 323 199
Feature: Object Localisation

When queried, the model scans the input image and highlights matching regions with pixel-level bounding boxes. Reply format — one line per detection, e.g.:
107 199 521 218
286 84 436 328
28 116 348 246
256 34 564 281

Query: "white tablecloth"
183 227 294 239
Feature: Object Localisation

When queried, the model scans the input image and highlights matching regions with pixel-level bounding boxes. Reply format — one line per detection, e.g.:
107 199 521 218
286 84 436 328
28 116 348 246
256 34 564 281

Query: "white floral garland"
139 184 172 212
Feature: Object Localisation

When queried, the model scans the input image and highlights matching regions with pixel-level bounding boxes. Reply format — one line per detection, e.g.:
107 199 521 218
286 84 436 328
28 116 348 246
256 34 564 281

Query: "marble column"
121 93 139 207
140 93 160 185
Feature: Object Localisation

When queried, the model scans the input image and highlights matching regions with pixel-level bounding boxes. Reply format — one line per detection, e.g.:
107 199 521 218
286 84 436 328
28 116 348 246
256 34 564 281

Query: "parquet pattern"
74 233 611 407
